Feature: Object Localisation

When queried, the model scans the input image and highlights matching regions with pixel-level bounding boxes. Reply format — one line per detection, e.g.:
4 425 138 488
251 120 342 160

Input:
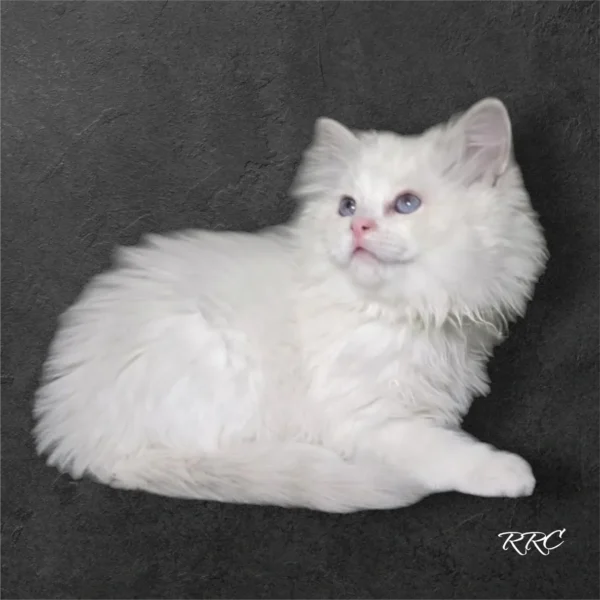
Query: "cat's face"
292 98 548 321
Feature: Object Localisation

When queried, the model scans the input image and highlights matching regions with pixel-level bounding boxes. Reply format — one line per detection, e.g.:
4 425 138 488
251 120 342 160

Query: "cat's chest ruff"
328 320 463 376
306 316 484 422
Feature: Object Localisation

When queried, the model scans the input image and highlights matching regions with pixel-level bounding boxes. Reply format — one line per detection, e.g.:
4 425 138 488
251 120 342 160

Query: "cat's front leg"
358 421 535 499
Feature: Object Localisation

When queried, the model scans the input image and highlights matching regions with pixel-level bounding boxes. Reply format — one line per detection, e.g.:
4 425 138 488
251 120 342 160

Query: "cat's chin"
346 251 386 288
342 250 420 293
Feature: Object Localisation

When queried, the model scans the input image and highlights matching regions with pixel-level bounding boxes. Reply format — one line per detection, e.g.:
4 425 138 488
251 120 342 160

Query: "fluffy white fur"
33 98 548 512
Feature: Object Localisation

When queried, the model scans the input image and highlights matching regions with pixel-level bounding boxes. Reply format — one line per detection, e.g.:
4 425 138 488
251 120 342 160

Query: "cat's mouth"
351 247 383 265
352 247 377 259
350 245 415 266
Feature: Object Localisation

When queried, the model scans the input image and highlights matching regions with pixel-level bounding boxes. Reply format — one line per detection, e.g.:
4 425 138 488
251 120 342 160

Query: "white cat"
33 98 548 512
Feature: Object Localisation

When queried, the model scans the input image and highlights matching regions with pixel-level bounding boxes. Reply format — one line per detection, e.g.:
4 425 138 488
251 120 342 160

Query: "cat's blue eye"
338 196 357 217
394 193 422 215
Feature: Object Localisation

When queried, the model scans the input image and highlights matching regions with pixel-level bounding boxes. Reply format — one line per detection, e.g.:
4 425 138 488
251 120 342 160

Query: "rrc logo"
498 529 566 556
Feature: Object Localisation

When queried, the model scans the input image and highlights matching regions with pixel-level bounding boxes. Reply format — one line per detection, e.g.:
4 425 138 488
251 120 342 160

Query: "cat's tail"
105 443 426 513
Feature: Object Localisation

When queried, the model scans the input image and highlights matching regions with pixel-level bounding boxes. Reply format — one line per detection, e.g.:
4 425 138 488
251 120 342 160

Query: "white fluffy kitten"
34 98 548 512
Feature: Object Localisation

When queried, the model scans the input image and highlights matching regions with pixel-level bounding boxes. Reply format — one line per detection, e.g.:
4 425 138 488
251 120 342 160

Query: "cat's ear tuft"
290 118 359 201
444 97 513 185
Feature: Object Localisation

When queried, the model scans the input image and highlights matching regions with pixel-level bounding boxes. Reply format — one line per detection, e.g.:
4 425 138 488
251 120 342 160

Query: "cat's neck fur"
288 231 501 347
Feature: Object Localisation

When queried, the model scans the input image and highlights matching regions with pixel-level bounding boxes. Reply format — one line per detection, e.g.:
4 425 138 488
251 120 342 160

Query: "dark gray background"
2 1 598 598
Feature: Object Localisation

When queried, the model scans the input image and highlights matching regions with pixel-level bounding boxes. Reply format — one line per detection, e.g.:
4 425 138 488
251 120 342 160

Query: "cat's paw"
459 450 535 498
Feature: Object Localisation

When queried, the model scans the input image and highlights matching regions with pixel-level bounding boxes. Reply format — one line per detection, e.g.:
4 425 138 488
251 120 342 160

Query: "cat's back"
51 225 299 386
57 225 294 326
112 225 293 301
34 226 298 470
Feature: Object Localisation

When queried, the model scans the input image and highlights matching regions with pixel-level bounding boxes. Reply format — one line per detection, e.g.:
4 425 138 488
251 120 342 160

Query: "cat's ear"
443 98 512 185
312 117 358 155
291 118 359 201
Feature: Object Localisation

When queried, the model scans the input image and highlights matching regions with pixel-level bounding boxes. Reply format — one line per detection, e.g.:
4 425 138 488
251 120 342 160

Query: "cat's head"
291 98 548 325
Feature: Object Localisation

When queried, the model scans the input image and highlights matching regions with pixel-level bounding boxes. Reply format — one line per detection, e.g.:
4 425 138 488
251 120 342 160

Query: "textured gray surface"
2 1 599 598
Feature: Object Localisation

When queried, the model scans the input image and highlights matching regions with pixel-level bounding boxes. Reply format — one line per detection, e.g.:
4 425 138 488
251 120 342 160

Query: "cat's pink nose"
351 217 377 241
